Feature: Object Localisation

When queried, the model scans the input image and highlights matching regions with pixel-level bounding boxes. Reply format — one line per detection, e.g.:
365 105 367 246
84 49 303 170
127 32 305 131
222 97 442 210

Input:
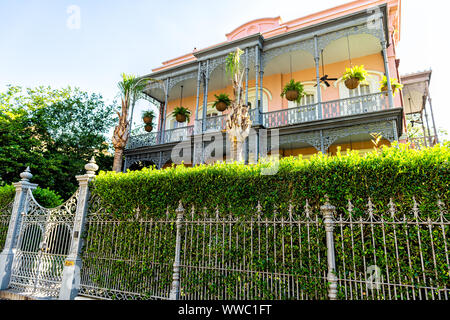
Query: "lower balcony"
127 92 391 150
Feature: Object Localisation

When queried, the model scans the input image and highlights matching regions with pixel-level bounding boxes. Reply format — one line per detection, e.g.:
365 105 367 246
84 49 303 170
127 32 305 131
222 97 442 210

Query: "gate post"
59 158 98 300
169 201 184 300
321 195 338 300
0 168 38 289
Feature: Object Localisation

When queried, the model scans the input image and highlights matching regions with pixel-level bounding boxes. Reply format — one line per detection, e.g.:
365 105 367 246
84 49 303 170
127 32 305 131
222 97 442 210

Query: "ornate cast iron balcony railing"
163 126 194 143
204 115 227 132
126 92 391 150
263 92 389 128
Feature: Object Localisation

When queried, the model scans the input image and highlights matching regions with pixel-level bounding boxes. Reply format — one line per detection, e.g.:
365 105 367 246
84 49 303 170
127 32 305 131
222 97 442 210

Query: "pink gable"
226 17 282 41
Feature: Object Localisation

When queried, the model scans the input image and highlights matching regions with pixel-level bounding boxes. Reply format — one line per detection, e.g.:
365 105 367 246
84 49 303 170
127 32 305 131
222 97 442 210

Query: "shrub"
0 184 63 209
91 143 450 219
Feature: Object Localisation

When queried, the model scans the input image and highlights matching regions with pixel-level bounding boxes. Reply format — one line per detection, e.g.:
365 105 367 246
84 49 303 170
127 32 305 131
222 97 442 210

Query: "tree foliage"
0 85 116 199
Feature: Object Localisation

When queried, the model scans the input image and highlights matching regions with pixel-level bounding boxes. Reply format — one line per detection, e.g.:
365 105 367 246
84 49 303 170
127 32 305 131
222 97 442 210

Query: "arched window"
246 87 271 113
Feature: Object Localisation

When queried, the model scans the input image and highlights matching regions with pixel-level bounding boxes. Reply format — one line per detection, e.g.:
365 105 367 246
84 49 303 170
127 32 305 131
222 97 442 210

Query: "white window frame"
246 87 271 113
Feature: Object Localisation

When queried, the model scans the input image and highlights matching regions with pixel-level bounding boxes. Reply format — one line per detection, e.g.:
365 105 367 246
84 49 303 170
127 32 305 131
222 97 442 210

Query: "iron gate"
9 189 78 299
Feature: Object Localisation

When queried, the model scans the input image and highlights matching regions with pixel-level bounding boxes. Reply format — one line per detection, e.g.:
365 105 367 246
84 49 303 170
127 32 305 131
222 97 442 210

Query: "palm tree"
112 73 161 172
225 48 252 162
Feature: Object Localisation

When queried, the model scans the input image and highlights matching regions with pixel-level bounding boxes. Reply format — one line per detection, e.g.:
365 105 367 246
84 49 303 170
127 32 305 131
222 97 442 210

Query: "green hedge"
0 184 63 209
82 144 449 300
92 143 450 218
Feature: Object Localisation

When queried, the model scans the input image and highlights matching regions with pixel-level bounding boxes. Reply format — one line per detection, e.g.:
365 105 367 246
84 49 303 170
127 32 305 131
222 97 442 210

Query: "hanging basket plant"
380 76 403 96
281 79 304 104
144 123 153 132
142 110 155 124
171 106 191 123
213 93 232 112
342 65 368 90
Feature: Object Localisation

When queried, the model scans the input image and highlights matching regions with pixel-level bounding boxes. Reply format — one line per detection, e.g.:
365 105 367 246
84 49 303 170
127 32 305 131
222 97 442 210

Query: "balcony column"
156 102 164 144
202 60 210 133
194 62 202 134
255 45 260 125
244 48 249 165
379 19 395 110
314 36 323 120
259 50 264 124
161 78 170 144
423 99 432 146
245 48 249 106
193 63 204 166
420 110 428 147
254 45 260 162
392 120 399 142
425 83 439 144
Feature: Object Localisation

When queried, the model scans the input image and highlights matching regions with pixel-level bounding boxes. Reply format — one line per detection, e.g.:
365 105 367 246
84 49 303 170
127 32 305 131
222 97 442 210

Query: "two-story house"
124 0 404 170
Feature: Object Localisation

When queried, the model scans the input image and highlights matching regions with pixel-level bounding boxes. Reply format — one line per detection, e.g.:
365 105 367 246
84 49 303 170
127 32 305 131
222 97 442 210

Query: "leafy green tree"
0 85 116 199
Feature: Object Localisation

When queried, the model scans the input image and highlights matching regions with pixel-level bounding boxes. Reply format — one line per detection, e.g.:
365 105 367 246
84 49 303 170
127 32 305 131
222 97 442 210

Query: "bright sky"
1 0 448 136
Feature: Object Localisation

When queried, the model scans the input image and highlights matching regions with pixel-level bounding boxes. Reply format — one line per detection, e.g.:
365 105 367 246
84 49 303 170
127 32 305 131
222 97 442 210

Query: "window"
246 88 270 113
348 84 370 97
300 93 315 106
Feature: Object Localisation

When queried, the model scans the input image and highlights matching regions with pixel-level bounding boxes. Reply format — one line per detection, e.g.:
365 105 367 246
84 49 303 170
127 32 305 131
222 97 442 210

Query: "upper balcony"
127 91 392 150
126 2 403 154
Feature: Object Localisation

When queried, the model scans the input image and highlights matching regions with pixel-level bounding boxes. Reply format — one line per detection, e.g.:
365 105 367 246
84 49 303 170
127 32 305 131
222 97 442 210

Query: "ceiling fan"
314 50 338 87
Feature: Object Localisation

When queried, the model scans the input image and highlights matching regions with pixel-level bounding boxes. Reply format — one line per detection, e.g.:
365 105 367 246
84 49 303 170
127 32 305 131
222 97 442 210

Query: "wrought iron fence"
178 202 328 300
0 202 13 250
79 195 175 300
77 196 449 300
334 198 449 300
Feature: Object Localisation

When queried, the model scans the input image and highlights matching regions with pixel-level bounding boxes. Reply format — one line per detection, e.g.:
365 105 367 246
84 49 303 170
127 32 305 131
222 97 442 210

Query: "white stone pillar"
0 167 38 289
59 158 98 300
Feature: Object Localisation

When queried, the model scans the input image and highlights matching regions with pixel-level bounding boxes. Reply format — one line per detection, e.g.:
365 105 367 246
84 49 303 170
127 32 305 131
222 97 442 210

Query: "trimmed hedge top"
92 143 450 219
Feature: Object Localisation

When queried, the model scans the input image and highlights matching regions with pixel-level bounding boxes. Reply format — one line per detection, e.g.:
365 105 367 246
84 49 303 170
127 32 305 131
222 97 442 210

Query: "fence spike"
304 199 311 218
412 196 419 219
367 197 374 218
288 201 293 221
388 198 396 218
347 199 354 215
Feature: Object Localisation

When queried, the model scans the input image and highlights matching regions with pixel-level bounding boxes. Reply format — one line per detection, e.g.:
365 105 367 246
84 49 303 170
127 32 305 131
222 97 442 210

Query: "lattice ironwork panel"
9 189 78 299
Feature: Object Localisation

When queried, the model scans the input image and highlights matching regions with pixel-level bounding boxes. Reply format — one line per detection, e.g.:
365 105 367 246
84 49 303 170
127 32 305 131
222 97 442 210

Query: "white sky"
0 0 448 137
